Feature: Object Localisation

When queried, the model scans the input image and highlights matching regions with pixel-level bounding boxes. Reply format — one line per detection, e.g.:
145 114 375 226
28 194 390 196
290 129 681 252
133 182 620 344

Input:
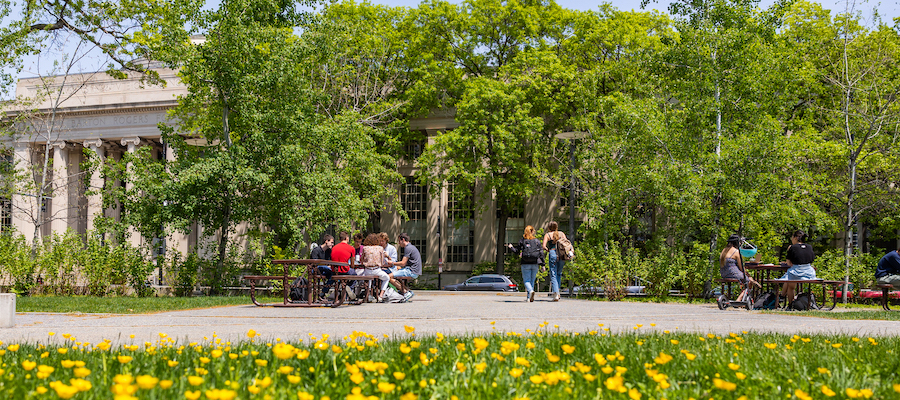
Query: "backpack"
360 245 385 268
556 236 575 261
381 287 406 303
752 291 778 310
289 277 309 302
521 239 542 263
789 292 817 311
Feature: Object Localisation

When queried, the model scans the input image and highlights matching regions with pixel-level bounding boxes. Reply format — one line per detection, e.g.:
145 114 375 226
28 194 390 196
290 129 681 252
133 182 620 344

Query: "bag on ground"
752 291 778 310
789 292 817 311
289 278 308 302
381 287 405 303
521 239 542 263
556 237 575 260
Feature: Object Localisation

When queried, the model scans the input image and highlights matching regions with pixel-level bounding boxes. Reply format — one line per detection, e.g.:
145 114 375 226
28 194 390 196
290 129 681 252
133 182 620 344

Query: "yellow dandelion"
821 385 836 397
712 378 737 391
510 368 524 378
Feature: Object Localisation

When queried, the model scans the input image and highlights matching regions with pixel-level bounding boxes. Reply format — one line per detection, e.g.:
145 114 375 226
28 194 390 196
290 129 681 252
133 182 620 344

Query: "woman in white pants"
359 234 391 300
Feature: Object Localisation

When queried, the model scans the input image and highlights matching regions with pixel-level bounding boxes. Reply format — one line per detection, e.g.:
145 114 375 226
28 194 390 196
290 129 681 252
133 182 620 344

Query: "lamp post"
554 132 588 240
554 131 588 297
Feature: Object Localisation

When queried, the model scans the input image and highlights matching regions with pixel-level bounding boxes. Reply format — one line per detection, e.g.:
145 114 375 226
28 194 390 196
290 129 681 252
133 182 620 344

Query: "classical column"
164 141 190 256
121 137 142 248
11 141 36 241
83 139 105 233
49 141 70 235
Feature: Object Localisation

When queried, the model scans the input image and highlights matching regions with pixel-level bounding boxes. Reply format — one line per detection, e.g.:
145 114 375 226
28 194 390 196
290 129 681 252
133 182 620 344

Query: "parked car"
443 274 518 292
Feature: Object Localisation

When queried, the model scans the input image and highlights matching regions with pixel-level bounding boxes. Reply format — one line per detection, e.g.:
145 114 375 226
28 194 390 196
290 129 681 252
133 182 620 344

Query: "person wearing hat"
719 234 758 303
776 230 817 302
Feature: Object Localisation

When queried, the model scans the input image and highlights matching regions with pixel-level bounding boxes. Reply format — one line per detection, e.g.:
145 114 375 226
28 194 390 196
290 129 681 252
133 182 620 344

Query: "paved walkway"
3 292 899 344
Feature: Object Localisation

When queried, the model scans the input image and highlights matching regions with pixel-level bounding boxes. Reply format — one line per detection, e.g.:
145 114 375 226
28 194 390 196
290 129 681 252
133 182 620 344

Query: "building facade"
2 70 578 285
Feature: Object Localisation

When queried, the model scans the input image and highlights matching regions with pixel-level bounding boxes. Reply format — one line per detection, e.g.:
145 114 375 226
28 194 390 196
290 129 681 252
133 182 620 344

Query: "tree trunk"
705 198 721 298
842 160 856 304
496 201 509 276
214 196 231 295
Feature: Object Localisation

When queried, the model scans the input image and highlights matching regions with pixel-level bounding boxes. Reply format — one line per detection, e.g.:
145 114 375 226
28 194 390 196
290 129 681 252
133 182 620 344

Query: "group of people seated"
310 231 421 303
720 229 900 307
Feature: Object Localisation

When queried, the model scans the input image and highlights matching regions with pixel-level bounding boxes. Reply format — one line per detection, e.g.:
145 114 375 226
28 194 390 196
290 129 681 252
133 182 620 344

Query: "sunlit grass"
15 295 282 314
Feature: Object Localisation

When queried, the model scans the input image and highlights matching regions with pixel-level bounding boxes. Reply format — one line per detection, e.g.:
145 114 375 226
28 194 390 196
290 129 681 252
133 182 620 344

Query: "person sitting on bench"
388 233 421 302
310 234 333 260
319 232 354 300
359 234 391 300
777 230 817 302
875 246 900 289
719 234 759 303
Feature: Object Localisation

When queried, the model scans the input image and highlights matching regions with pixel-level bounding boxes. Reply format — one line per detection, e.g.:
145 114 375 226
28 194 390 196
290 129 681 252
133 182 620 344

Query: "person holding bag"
509 225 542 302
542 221 568 301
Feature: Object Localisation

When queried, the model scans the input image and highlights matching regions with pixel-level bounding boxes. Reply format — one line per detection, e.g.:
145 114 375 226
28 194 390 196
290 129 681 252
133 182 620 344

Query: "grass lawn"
1 329 898 399
764 309 900 321
15 295 283 314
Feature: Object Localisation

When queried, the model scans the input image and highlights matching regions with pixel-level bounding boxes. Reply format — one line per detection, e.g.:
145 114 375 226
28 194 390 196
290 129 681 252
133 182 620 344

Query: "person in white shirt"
379 232 398 267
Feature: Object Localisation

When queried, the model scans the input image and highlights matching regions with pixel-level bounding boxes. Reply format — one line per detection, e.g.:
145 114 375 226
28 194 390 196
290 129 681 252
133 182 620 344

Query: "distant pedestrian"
509 225 542 302
542 221 567 301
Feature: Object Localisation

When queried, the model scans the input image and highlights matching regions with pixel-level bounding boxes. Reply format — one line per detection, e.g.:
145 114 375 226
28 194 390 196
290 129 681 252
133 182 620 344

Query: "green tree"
413 0 575 273
107 0 402 292
782 1 900 301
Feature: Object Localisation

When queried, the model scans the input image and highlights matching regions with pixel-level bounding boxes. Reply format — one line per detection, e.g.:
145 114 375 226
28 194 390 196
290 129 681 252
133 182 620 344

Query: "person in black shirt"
777 230 817 302
310 234 334 260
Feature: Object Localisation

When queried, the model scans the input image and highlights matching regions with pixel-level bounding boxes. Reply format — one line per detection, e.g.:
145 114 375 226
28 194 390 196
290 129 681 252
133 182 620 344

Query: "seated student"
875 246 900 289
318 232 354 300
777 230 817 302
718 234 758 303
310 234 333 260
388 233 421 302
358 234 391 300
379 232 398 265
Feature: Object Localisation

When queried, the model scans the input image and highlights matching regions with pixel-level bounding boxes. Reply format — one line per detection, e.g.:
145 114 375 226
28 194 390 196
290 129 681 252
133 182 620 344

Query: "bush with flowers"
0 326 899 399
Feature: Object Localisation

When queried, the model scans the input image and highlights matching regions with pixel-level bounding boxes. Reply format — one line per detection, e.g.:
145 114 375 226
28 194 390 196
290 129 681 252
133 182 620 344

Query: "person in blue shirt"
875 247 900 289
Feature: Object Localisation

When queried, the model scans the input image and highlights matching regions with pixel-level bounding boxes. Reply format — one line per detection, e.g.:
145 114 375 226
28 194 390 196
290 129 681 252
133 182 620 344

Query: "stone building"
2 69 578 286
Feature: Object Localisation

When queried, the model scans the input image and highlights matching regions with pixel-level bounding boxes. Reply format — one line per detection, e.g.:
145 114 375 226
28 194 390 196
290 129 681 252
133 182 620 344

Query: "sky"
4 0 899 99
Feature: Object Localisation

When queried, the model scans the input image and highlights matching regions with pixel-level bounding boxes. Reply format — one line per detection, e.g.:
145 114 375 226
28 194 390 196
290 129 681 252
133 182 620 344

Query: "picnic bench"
243 259 377 308
874 284 898 311
761 279 848 311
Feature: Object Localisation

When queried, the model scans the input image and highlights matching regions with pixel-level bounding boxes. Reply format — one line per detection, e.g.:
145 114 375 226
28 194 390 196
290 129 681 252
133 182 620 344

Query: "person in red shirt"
318 232 355 300
330 231 355 274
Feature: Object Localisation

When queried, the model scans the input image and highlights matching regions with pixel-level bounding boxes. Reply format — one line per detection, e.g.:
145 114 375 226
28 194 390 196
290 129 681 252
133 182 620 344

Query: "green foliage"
15 295 283 314
0 233 37 294
814 250 882 295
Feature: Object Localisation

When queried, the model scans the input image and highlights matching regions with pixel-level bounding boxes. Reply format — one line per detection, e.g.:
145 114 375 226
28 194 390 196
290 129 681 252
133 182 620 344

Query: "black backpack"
521 239 542 263
752 291 779 310
789 292 817 311
289 278 308 302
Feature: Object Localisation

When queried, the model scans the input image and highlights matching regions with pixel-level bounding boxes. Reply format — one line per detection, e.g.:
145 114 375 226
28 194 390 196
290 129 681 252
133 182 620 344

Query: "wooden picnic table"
761 279 847 311
243 259 375 308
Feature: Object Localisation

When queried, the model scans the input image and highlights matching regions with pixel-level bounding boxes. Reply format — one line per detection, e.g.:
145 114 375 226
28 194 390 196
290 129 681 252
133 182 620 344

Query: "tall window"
0 152 11 232
400 176 427 261
501 198 525 245
446 182 474 263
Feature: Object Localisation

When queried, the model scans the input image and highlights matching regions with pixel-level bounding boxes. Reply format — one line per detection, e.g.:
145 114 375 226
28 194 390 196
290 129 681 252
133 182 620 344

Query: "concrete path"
2 291 898 345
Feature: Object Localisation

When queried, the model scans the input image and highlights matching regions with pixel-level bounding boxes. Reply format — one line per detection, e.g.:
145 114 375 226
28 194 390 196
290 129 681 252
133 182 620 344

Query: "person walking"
510 225 542 302
542 221 567 301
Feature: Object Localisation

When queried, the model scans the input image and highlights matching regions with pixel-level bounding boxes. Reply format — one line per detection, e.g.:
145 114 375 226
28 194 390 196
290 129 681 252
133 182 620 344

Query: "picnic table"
760 279 847 311
243 259 376 308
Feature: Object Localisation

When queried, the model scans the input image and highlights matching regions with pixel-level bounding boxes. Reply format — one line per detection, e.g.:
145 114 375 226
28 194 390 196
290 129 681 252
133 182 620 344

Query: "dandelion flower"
821 385 836 397
712 378 737 391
